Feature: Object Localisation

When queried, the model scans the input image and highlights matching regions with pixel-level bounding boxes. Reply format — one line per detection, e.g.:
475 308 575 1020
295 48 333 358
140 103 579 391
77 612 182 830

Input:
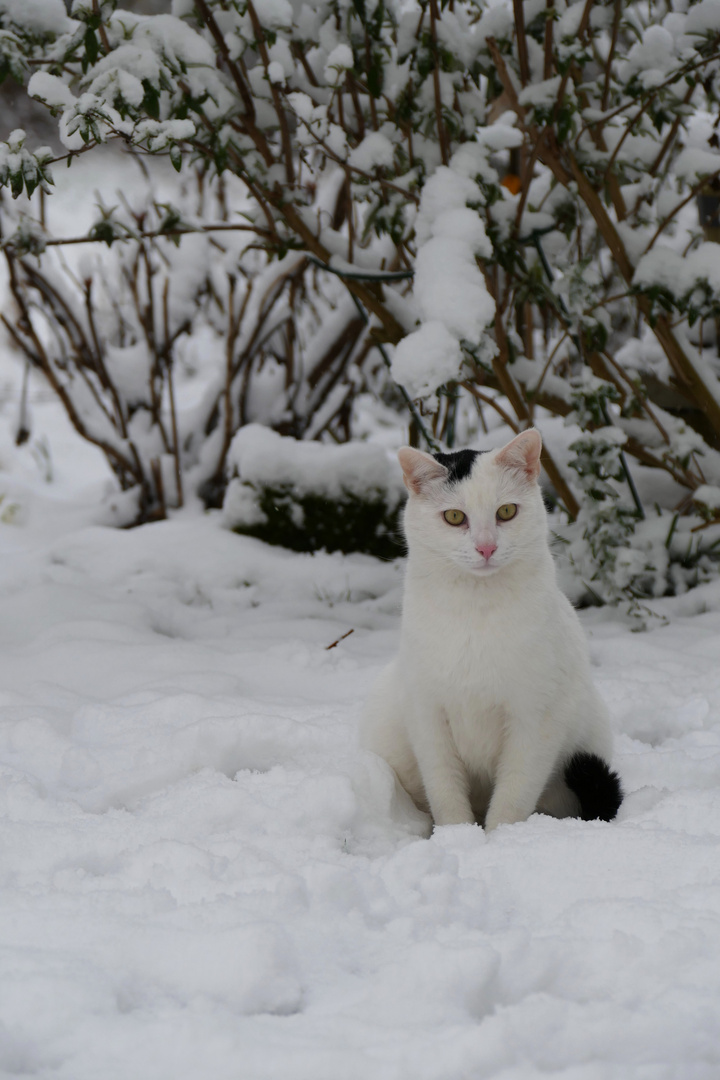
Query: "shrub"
1 0 720 606
223 425 405 558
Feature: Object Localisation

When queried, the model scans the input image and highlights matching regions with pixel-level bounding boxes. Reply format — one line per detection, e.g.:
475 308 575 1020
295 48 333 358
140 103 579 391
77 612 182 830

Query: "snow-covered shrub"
2 1 720 602
1 180 382 521
557 374 720 616
223 425 405 558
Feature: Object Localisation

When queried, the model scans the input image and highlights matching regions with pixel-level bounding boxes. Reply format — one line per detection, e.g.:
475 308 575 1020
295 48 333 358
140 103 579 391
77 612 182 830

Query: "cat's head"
398 430 547 577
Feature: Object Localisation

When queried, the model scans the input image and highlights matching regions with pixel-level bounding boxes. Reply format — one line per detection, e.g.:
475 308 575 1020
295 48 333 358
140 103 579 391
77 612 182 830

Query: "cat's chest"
400 574 550 699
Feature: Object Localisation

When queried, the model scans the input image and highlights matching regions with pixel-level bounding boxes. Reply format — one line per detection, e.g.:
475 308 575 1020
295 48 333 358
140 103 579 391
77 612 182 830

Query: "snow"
685 0 720 36
348 132 396 172
1 350 720 1078
396 163 495 405
413 236 494 342
104 343 152 408
3 442 720 1077
28 72 75 110
0 0 71 34
323 44 354 84
673 146 720 183
619 25 678 87
695 484 720 510
267 61 286 86
633 242 720 352
251 0 293 30
226 424 405 502
391 320 463 407
518 75 562 110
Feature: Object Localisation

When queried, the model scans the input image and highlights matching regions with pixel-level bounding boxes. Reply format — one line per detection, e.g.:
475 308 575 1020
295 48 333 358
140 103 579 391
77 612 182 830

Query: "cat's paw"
484 807 528 832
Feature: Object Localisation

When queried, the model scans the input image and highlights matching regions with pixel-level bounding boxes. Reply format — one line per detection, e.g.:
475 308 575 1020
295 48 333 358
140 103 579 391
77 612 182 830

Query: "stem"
246 0 295 187
429 0 450 166
162 278 183 509
461 382 520 432
513 0 530 86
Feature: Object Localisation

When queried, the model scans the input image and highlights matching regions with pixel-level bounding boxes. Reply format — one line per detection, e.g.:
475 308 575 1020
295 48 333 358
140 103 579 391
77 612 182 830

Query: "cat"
360 428 622 831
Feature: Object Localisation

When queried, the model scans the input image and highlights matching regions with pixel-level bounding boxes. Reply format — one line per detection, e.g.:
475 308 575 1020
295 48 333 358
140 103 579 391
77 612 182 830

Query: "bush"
1 0 720 607
223 425 405 558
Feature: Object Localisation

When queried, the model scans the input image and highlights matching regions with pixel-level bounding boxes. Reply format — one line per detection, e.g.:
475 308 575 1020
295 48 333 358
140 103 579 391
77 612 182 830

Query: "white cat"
361 429 622 831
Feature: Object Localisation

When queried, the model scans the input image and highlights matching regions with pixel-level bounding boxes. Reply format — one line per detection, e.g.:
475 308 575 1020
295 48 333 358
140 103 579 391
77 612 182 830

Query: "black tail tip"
564 752 623 822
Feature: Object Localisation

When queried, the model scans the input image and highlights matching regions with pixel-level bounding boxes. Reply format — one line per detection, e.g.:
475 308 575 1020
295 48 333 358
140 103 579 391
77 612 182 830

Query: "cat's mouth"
470 560 501 576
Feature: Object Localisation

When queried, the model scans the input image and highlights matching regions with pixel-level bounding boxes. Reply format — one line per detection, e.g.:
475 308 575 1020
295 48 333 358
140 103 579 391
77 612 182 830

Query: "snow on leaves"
0 129 52 199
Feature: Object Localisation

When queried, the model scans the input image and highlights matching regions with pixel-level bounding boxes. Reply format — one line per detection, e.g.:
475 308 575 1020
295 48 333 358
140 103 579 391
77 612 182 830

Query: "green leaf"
83 28 99 70
366 50 384 98
141 79 160 121
89 220 117 246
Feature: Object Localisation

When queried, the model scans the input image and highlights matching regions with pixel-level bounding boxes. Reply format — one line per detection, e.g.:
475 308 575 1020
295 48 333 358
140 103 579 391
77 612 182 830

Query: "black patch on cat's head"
432 449 485 484
563 752 623 822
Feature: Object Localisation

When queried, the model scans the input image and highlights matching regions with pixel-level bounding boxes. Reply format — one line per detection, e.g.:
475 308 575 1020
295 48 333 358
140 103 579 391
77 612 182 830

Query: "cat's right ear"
398 448 448 495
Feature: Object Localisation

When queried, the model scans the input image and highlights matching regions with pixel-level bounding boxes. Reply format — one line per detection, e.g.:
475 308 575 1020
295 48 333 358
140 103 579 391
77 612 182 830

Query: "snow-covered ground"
0 152 719 1080
0 366 719 1080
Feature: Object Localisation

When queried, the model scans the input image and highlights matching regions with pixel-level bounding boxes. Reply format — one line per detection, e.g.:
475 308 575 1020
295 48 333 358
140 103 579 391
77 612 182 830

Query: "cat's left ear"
398 447 448 495
496 429 542 482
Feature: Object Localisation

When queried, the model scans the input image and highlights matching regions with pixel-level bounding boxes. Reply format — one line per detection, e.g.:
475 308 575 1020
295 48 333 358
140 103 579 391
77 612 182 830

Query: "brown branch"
150 457 167 520
461 382 520 432
347 72 366 142
429 0 450 166
644 167 720 252
325 628 354 650
550 0 592 131
246 0 295 187
192 0 256 122
290 111 419 203
279 201 405 343
92 0 110 54
513 0 530 86
3 253 140 485
645 81 695 182
543 0 554 81
162 278 183 509
576 50 720 145
601 0 622 111
84 279 128 438
19 262 118 432
308 316 365 389
484 310 581 519
364 31 379 131
29 221 274 249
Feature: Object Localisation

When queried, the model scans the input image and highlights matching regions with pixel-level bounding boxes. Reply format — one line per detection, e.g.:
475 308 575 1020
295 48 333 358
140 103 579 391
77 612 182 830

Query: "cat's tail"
564 752 623 822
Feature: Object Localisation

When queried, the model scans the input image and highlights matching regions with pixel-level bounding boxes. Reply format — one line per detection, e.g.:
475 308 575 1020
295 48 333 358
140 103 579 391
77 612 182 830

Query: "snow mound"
226 424 405 504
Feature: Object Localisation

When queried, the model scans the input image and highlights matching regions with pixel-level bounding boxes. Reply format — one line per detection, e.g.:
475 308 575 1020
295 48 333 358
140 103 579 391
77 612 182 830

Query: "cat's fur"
360 429 622 831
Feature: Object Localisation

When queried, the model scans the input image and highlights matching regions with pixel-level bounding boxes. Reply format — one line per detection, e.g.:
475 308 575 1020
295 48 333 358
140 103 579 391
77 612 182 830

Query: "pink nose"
476 543 497 561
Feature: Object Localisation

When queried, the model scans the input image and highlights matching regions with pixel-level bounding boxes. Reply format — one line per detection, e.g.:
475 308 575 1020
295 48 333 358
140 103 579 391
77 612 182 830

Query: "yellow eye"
443 509 466 526
497 504 518 521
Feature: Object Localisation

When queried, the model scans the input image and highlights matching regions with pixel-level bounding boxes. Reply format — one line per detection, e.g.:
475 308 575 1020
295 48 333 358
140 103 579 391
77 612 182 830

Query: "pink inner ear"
398 447 447 495
496 429 542 481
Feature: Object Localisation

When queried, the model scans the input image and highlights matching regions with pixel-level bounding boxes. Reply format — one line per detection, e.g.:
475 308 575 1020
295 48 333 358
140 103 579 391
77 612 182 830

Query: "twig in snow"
325 629 355 650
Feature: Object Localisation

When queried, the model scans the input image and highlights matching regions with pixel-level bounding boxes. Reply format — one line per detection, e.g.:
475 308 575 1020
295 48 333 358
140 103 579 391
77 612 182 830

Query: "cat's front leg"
484 712 561 832
408 702 475 827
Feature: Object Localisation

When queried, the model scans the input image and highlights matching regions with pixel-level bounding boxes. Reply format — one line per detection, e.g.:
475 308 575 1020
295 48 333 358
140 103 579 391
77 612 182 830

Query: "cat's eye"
497 503 518 521
443 509 466 526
